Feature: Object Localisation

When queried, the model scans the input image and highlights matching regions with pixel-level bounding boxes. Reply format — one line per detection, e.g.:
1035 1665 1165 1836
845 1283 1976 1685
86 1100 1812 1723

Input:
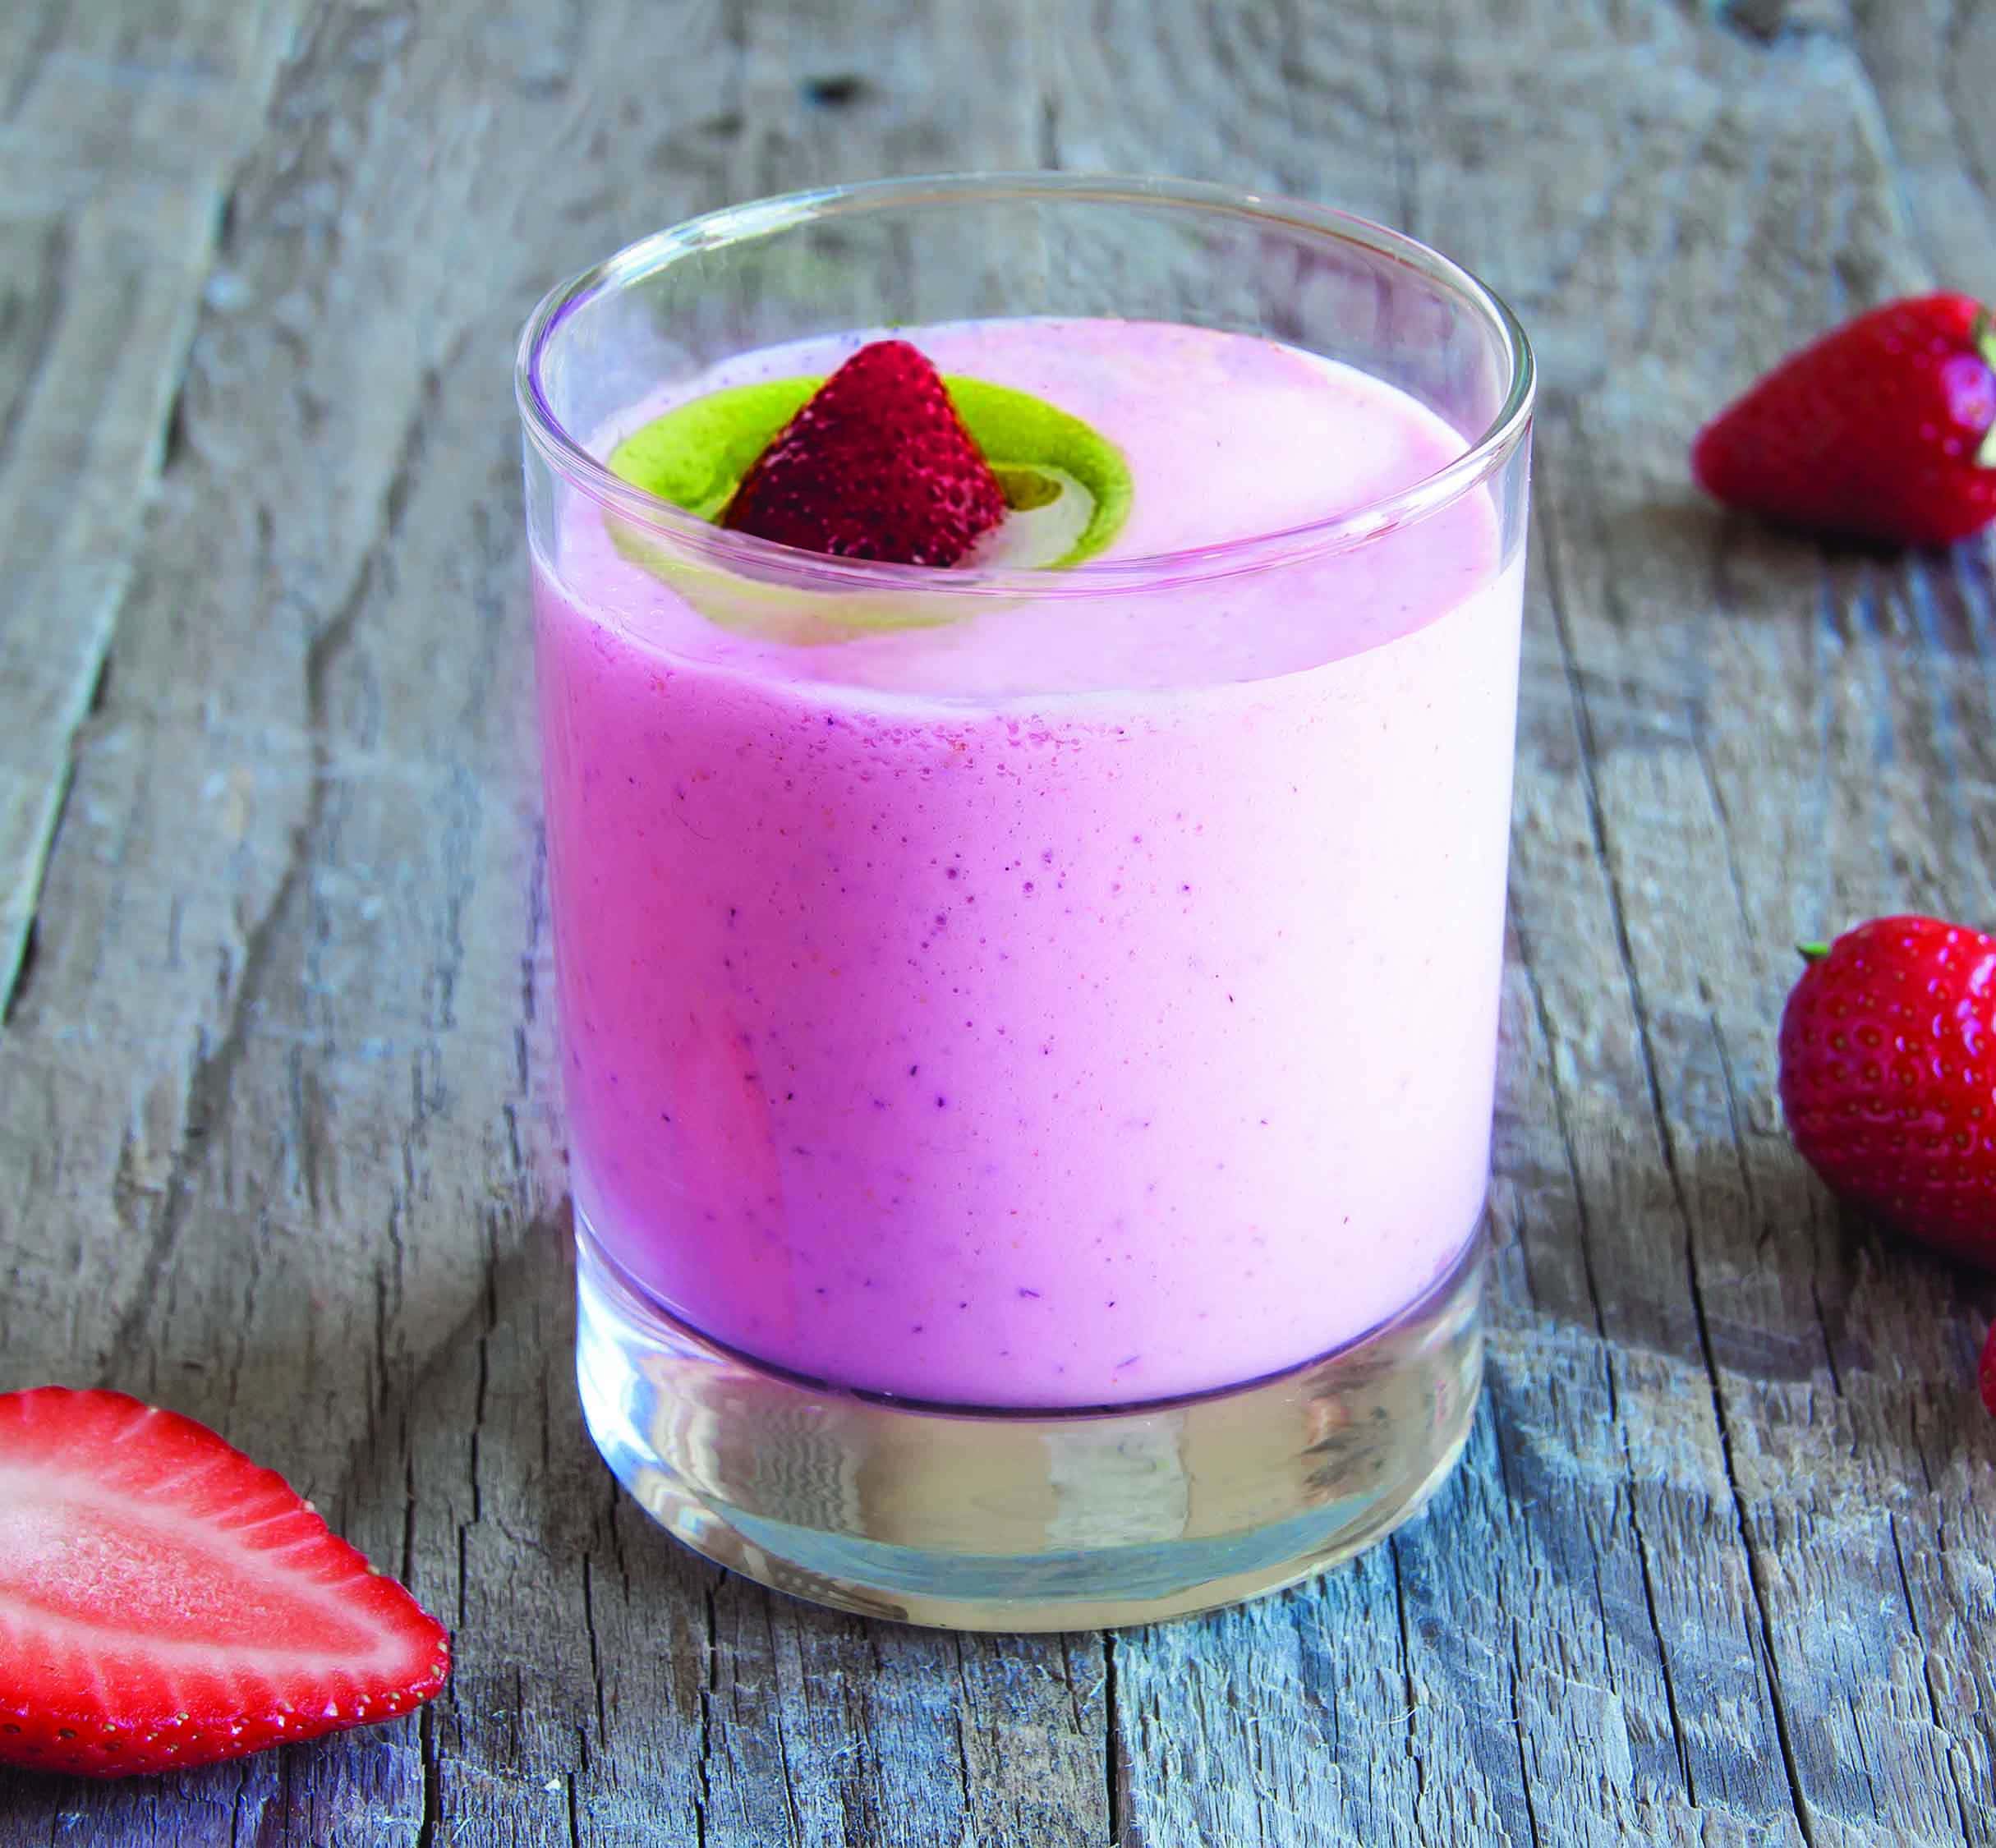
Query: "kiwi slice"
941 377 1131 568
604 370 1132 572
605 378 819 525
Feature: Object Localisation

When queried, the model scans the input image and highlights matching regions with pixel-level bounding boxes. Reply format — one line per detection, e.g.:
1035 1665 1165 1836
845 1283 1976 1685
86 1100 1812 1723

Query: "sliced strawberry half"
721 338 1006 565
0 1387 449 1778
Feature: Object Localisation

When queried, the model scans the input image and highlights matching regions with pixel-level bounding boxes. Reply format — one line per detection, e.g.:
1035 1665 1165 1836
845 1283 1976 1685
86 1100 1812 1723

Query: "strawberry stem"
1796 941 1831 962
1977 307 1996 375
1976 311 1996 467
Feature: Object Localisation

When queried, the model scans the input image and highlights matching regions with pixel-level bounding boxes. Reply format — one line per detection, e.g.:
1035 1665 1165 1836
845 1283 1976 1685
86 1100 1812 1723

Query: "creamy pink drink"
534 318 1521 1409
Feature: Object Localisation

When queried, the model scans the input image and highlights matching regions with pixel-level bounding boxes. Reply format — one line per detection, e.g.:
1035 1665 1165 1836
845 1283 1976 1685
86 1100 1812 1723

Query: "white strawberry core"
0 1465 387 1662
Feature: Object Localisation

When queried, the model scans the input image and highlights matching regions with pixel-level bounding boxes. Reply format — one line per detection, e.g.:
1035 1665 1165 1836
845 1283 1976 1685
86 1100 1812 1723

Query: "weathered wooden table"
5 1 1995 1841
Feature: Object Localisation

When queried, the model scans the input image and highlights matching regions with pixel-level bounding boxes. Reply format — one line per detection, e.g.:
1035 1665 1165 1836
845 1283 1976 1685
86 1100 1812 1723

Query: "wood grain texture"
0 0 306 1008
1 0 1994 1843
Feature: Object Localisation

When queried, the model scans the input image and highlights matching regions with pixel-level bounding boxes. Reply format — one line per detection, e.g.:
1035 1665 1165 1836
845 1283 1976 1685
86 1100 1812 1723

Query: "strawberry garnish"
1693 292 1996 546
721 339 1006 565
0 1387 448 1778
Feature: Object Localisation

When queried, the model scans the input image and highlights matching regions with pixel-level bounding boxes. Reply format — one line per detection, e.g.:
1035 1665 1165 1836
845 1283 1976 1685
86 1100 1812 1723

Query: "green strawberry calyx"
1976 311 1996 469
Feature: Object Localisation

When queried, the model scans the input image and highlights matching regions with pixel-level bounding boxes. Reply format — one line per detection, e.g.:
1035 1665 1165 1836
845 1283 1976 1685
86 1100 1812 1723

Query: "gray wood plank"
0 1 1103 1844
1064 2 1996 1844
0 0 306 1015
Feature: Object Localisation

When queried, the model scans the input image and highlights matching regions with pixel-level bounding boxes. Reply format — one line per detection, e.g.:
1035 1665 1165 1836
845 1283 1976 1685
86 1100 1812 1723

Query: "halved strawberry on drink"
721 339 1008 565
0 1387 449 1777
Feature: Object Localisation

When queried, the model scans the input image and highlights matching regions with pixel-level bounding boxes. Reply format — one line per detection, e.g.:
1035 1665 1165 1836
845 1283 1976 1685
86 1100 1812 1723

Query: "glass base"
575 1223 1484 1631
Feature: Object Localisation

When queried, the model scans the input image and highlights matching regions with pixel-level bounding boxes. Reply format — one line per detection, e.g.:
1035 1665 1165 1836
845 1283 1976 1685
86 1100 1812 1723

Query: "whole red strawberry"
1693 293 1996 546
0 1387 449 1777
1778 915 1996 1266
722 339 1005 565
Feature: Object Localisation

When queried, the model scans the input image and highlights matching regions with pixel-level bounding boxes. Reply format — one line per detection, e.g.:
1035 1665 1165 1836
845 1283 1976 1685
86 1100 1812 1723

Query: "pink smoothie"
533 318 1523 1407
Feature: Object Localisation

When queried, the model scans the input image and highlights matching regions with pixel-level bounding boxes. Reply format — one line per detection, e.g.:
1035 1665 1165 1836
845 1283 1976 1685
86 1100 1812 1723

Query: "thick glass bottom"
575 1220 1484 1631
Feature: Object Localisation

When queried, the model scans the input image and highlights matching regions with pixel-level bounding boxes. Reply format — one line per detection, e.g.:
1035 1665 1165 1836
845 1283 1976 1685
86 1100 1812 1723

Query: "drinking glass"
517 174 1534 1629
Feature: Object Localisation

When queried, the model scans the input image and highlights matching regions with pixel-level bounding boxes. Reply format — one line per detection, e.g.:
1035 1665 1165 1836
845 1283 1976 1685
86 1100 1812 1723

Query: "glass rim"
515 172 1535 597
